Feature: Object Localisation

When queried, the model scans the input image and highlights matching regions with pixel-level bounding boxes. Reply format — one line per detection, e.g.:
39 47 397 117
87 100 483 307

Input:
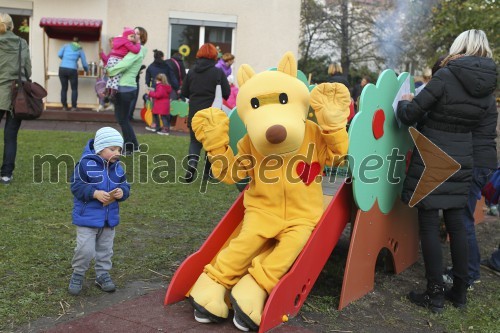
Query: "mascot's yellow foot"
189 272 228 323
230 274 267 332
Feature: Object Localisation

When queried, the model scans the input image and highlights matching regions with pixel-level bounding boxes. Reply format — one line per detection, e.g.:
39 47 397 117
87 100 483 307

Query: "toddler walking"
146 73 172 135
68 127 130 295
104 27 140 101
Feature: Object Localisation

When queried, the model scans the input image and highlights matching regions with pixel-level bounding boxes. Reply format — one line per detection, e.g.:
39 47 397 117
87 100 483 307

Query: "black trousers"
0 110 22 177
114 90 139 152
187 127 211 178
418 208 468 286
59 67 78 108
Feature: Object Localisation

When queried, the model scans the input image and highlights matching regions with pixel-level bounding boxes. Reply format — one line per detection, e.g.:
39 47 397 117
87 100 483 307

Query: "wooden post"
308 73 312 85
43 29 47 110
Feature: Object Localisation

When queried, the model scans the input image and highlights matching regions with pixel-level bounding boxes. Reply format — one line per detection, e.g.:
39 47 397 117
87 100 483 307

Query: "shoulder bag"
11 39 47 120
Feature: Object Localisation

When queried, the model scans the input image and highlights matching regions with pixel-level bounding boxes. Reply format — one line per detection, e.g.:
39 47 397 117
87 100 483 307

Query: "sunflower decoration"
178 44 190 57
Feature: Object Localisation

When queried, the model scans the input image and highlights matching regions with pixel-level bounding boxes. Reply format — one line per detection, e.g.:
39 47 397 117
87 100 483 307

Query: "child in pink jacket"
104 28 141 99
146 73 172 135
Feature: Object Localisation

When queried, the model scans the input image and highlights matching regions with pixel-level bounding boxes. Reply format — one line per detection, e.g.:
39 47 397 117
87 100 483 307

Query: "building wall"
1 0 301 108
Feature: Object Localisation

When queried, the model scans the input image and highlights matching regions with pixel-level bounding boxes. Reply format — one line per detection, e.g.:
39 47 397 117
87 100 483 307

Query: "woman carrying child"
105 27 141 100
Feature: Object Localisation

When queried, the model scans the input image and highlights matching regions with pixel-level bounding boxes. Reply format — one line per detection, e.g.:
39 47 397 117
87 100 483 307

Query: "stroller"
94 76 113 112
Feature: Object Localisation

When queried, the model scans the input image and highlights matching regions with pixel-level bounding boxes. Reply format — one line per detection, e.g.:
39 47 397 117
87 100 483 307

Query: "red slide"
165 182 353 332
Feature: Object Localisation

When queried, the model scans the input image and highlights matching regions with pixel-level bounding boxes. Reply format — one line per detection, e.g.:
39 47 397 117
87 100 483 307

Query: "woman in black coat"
326 63 350 90
397 29 497 313
181 43 230 183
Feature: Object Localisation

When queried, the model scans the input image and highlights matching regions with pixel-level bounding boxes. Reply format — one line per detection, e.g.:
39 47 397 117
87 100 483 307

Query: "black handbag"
11 39 47 120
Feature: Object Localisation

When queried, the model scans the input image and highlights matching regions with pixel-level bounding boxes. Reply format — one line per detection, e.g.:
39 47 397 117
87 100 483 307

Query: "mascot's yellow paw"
230 274 267 331
189 273 228 323
310 83 351 131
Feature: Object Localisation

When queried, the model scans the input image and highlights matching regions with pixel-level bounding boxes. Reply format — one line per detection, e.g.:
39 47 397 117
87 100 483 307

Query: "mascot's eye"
279 93 288 104
250 97 260 109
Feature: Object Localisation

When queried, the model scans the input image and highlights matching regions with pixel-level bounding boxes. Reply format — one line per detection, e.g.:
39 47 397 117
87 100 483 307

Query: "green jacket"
107 46 147 88
0 31 32 111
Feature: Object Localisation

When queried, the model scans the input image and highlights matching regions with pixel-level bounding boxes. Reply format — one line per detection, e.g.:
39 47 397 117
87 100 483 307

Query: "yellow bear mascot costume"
189 52 350 331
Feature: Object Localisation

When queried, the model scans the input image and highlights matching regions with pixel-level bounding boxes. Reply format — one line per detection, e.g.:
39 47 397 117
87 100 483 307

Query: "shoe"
122 149 140 156
445 278 467 309
183 167 197 184
157 128 169 135
68 273 84 295
442 267 454 285
95 272 116 292
408 283 445 314
104 104 115 112
96 105 105 112
487 205 499 216
62 106 69 111
0 176 12 185
145 123 158 132
480 259 500 276
70 107 79 111
194 309 213 324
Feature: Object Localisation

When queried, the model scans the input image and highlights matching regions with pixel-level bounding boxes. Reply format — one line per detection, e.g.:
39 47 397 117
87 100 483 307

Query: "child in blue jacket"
68 127 130 295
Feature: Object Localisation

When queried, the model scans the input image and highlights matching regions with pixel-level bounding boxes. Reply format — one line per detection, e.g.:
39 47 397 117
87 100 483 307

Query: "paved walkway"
20 119 188 136
43 289 313 333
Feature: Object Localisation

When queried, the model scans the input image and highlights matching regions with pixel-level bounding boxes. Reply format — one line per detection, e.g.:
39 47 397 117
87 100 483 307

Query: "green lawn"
0 129 239 330
0 129 498 332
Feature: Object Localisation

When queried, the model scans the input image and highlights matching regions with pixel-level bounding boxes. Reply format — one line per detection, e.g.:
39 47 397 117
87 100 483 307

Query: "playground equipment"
165 69 421 331
141 98 189 132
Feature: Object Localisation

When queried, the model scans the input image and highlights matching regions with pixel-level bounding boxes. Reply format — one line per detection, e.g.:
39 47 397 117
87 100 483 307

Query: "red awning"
39 17 102 42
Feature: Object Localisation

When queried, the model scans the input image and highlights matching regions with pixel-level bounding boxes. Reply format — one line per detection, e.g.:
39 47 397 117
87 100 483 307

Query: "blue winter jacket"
58 43 89 72
70 139 130 228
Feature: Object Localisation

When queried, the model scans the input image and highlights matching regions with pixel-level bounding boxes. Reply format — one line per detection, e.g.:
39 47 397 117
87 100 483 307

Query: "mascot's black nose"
266 125 287 144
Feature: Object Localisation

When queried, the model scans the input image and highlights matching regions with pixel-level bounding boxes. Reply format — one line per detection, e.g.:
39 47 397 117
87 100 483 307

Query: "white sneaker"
104 104 115 112
1 176 12 185
95 105 105 112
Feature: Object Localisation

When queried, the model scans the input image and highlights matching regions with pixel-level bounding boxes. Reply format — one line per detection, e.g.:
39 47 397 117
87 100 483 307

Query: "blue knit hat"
94 127 124 154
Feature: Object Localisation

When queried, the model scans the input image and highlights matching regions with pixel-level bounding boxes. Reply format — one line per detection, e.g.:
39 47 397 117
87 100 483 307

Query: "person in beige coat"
0 13 31 185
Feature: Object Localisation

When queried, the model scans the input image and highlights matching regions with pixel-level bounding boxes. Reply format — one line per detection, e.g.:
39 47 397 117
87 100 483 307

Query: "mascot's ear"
237 64 255 87
277 52 297 78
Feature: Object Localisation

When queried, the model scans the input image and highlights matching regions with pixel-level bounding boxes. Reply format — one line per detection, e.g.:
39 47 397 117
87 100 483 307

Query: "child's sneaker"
157 127 170 135
145 123 158 132
68 273 84 295
95 105 105 112
104 103 114 112
95 272 116 292
442 266 454 284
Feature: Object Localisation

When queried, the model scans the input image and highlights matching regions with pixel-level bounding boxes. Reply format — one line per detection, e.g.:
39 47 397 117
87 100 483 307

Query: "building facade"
0 0 301 109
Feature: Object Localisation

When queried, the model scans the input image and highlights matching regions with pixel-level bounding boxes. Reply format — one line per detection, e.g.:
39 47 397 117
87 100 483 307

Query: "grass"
0 129 239 330
1 128 499 332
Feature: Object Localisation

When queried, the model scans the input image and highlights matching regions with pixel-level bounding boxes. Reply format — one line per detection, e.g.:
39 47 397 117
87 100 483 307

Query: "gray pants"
72 226 115 276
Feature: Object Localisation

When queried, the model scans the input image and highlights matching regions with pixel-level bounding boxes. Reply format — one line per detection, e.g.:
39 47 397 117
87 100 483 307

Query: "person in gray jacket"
0 13 31 185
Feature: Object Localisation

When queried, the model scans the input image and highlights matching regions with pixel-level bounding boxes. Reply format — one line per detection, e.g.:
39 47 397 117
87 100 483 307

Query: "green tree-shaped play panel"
347 69 415 214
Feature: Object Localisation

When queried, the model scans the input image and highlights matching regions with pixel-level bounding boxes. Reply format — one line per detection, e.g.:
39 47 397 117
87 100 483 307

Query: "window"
169 11 237 69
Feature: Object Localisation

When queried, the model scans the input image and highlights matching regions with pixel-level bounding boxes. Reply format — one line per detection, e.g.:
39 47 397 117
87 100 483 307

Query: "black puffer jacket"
181 58 230 127
397 56 497 210
327 73 350 90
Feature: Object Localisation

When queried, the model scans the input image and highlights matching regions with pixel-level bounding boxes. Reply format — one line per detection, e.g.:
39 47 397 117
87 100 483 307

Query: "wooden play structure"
39 17 103 109
165 69 422 332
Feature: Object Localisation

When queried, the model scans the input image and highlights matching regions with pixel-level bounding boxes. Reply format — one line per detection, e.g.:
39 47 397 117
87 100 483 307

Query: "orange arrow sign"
408 127 461 207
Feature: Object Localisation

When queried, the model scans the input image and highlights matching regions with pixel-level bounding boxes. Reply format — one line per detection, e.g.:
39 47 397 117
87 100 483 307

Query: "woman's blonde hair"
449 29 492 58
0 13 14 34
222 53 235 62
328 63 343 76
156 73 168 84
